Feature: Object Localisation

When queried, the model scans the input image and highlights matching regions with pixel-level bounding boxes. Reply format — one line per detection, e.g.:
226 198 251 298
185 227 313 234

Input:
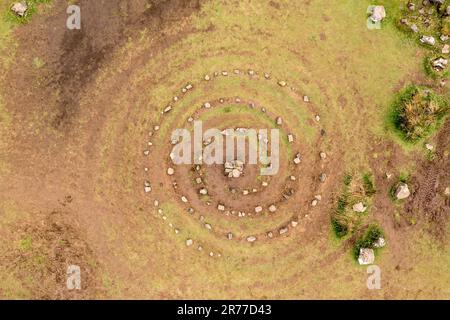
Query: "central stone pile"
224 160 244 178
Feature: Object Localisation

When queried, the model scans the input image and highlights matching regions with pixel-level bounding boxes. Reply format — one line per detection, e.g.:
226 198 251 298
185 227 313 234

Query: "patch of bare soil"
0 208 100 299
0 0 202 299
405 118 450 243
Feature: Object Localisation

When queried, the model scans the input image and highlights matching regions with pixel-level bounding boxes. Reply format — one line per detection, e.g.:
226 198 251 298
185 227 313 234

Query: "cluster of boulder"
401 1 449 73
224 160 244 178
358 237 387 265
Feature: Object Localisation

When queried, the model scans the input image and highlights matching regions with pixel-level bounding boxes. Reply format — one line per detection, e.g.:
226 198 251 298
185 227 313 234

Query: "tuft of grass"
388 85 448 143
353 225 384 260
331 217 348 238
18 235 32 251
32 56 45 69
363 173 377 197
343 174 352 186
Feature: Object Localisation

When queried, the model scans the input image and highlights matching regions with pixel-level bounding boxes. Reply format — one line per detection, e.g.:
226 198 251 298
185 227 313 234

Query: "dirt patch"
0 209 101 299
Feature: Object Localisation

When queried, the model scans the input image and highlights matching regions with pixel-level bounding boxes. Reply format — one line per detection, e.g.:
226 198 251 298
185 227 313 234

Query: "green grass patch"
18 235 32 251
362 173 377 197
4 0 51 24
331 216 348 238
388 84 448 143
353 224 384 260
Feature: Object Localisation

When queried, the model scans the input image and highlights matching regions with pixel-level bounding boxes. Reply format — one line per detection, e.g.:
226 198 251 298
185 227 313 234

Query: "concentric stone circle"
141 68 330 256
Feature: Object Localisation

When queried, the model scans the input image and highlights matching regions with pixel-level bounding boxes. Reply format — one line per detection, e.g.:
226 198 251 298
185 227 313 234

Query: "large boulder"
352 202 367 213
373 237 386 248
11 2 27 17
358 248 375 265
395 183 411 200
370 5 386 22
420 35 436 46
433 57 448 70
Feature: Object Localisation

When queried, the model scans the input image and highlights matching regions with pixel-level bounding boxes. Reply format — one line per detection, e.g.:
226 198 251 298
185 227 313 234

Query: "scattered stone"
407 2 415 11
278 81 287 87
154 200 159 207
243 190 249 195
386 173 393 179
181 196 188 203
276 117 283 125
248 69 255 76
303 95 310 102
144 185 152 193
369 5 386 22
204 74 210 81
395 183 411 200
320 152 327 160
167 168 175 175
186 239 193 247
262 181 268 187
279 227 288 235
269 204 277 213
291 221 298 228
204 102 211 109
352 202 367 213
267 231 274 238
444 187 450 196
158 208 163 214
290 175 296 181
314 195 322 201
293 156 301 165
442 44 450 54
420 35 436 46
319 173 327 183
433 57 448 70
440 34 449 42
143 150 150 156
255 206 263 213
410 23 419 33
11 2 28 17
288 134 294 143
358 248 375 265
425 143 434 151
373 237 386 248
234 69 240 74
204 223 212 230
264 73 270 79
195 177 202 184
315 115 320 122
154 125 160 131
217 204 225 211
188 208 194 214
224 160 244 178
163 105 172 113
247 236 257 242
222 71 228 76
199 188 208 195
311 199 318 207
227 232 233 240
